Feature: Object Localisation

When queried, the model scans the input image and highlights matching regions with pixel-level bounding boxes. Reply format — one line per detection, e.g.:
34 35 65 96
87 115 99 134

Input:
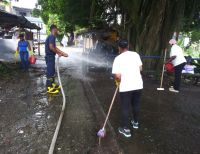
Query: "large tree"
38 0 200 66
119 0 200 54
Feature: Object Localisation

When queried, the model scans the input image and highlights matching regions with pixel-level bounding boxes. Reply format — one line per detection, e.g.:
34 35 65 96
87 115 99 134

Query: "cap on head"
169 39 177 45
118 39 128 48
50 24 57 31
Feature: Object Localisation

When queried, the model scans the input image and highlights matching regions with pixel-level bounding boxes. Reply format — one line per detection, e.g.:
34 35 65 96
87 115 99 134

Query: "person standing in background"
16 33 32 72
112 39 143 138
166 39 186 93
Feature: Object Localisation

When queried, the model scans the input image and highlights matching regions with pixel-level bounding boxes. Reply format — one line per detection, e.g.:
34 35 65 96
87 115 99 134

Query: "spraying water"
57 46 116 81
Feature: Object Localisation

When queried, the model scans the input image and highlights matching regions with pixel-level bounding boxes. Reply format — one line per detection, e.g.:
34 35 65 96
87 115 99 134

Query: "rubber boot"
52 83 61 90
47 86 59 94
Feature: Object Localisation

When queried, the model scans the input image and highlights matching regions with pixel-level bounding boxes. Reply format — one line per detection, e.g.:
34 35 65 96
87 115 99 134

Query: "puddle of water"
38 97 49 106
34 111 45 117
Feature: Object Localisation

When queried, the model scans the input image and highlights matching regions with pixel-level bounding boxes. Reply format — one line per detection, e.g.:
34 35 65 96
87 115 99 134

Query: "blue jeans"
19 51 29 71
45 55 55 87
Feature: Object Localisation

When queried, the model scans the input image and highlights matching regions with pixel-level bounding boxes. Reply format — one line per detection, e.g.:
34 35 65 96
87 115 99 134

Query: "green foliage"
0 0 9 5
37 0 200 58
184 44 200 58
32 8 41 17
38 0 93 31
38 0 119 33
191 29 200 43
46 14 65 41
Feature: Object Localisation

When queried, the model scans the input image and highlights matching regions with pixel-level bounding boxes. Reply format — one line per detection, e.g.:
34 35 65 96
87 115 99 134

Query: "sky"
12 0 38 9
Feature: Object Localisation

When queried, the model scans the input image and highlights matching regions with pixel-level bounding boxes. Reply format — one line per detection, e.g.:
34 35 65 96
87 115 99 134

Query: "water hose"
48 57 66 154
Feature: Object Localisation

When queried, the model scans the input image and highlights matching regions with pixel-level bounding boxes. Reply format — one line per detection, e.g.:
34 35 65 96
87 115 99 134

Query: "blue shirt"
18 40 28 52
45 34 56 56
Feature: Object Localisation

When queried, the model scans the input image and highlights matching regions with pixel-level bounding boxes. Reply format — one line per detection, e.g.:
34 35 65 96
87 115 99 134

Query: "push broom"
157 48 167 90
97 86 119 145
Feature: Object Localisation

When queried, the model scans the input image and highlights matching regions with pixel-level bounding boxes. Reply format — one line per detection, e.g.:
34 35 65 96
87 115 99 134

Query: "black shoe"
118 127 131 138
131 120 139 129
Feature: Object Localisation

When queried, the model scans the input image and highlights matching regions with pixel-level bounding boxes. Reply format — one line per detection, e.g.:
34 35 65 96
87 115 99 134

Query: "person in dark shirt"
45 24 68 94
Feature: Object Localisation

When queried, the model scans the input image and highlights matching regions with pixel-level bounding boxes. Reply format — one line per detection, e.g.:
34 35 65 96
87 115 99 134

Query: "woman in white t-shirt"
112 39 143 138
166 39 186 93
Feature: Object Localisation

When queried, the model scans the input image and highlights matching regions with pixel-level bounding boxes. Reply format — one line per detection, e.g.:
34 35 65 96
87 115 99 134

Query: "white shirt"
112 51 143 92
170 44 186 66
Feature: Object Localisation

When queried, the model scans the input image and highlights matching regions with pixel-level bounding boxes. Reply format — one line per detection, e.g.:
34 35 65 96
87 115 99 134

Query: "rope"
48 57 66 154
141 56 200 60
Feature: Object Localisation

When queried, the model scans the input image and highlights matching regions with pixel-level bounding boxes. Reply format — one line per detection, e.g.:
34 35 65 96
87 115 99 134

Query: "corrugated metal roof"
25 16 43 23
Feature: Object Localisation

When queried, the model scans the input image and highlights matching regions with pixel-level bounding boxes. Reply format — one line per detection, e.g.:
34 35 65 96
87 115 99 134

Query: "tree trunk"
120 0 187 69
90 0 96 22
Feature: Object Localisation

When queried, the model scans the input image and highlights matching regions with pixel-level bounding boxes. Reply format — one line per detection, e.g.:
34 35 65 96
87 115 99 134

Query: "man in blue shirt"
45 24 68 94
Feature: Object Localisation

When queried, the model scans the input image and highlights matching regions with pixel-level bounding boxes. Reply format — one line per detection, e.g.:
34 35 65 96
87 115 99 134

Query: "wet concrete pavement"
0 47 199 154
0 67 62 154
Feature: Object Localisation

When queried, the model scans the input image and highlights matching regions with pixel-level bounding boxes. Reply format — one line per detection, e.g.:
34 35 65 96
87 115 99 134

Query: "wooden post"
38 30 41 56
37 30 39 55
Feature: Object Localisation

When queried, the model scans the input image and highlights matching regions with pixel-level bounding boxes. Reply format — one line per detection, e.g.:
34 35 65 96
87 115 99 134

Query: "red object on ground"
29 55 37 64
165 63 174 73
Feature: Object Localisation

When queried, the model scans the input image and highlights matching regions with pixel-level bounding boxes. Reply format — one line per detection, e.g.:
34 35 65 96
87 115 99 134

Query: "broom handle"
102 86 119 129
160 48 167 88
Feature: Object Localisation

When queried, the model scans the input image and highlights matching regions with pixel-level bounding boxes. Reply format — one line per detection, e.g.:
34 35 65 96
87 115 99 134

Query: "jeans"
174 63 186 90
45 55 55 87
19 51 29 71
120 90 142 128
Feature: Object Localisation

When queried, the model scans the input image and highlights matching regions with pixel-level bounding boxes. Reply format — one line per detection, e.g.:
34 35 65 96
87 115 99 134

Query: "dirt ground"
0 48 199 154
89 72 200 154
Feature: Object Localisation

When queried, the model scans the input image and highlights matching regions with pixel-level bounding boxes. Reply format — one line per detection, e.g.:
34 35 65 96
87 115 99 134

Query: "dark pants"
45 55 55 87
120 90 142 128
174 63 186 90
19 51 29 71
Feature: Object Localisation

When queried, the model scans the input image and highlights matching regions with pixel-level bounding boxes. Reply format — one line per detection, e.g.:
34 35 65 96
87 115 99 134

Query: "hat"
169 39 177 45
118 39 128 48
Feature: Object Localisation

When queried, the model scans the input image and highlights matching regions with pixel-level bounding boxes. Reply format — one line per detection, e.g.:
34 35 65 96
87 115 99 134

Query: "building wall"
12 7 32 17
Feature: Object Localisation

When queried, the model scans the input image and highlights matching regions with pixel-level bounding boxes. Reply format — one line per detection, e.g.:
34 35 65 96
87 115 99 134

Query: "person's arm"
27 41 32 51
114 74 121 82
16 46 19 52
16 41 19 53
49 43 62 55
166 47 176 63
166 56 176 63
112 58 121 85
140 65 143 72
137 53 143 73
56 47 68 57
49 44 68 57
49 36 68 57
